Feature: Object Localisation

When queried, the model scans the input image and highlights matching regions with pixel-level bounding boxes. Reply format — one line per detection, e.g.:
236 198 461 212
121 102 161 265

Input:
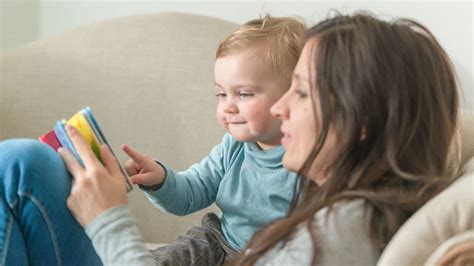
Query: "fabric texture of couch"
0 12 237 244
1 12 473 263
378 158 474 265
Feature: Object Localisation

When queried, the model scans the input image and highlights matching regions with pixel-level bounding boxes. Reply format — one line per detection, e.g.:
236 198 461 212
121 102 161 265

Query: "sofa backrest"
0 12 238 243
1 12 473 247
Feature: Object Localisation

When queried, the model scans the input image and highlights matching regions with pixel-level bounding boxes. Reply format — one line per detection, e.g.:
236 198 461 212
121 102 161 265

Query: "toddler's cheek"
217 118 228 132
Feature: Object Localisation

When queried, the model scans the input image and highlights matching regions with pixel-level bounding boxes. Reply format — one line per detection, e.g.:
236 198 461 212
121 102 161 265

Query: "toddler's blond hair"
216 15 307 88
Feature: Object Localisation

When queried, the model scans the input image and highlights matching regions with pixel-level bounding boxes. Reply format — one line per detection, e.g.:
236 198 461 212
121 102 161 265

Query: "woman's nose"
271 96 288 119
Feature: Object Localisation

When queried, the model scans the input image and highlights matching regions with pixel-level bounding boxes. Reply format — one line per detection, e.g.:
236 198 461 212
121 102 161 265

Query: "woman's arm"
85 205 155 266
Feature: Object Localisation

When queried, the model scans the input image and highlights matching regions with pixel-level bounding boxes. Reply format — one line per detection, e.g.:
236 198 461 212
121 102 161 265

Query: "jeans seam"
1 196 17 266
19 191 62 266
8 197 17 210
0 215 13 266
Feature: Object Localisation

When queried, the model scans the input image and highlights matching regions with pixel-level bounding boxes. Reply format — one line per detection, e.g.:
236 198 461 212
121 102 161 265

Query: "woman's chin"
282 155 300 173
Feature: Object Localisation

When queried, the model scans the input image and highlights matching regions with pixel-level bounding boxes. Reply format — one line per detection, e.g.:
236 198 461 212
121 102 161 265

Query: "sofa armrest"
425 231 474 266
378 158 474 266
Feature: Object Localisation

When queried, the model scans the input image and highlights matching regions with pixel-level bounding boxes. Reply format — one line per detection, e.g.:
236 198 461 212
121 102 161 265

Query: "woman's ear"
444 127 461 178
360 126 367 142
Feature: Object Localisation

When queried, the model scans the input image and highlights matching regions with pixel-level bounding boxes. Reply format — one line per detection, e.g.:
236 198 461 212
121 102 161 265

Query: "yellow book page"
66 111 102 160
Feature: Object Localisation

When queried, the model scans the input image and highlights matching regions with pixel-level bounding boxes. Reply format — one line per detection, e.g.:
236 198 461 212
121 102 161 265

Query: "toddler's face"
214 48 287 150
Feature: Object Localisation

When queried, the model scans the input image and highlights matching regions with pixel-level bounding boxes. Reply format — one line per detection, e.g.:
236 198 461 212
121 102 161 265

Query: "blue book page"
81 107 133 192
54 120 84 165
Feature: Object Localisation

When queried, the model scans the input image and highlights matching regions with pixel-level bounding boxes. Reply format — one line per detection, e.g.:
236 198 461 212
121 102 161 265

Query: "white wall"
0 0 39 51
2 0 473 109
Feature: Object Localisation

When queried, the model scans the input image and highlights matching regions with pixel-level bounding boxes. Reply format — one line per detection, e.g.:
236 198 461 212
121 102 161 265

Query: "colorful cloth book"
39 107 133 192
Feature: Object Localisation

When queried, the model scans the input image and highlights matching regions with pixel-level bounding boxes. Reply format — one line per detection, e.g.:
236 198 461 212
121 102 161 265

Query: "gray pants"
151 213 239 266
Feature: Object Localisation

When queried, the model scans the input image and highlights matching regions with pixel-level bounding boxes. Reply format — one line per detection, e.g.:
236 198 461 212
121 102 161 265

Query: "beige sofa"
1 13 473 264
0 12 236 245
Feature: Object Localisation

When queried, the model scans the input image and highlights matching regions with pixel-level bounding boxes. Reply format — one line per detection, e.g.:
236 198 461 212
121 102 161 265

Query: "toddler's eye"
239 93 253 99
215 93 227 98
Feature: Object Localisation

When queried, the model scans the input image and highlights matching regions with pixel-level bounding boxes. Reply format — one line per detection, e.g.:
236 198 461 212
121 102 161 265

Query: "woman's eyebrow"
293 73 311 86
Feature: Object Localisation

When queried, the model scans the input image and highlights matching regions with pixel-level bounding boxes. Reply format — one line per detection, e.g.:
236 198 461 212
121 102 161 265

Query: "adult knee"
0 139 58 166
0 139 69 200
0 139 65 183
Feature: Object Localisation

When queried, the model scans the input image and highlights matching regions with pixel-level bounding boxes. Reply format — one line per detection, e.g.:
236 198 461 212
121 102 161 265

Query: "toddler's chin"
228 132 258 143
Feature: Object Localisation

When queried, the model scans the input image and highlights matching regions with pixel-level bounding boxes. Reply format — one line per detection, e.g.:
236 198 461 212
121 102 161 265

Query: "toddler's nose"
223 101 238 114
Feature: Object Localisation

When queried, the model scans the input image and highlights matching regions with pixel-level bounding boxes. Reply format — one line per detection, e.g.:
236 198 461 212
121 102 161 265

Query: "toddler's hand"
121 144 166 187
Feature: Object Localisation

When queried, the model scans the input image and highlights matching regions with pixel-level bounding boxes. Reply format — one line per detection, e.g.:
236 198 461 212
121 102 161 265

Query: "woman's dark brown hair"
233 12 459 265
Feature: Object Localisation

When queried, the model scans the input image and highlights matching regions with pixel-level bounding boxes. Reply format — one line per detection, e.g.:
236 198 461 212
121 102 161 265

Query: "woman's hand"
58 124 128 227
121 144 166 187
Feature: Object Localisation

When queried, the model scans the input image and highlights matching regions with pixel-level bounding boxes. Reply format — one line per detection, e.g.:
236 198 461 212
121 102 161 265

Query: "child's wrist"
148 179 164 191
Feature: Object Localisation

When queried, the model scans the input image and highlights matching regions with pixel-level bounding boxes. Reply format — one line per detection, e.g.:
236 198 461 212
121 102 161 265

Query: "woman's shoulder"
286 199 371 244
271 199 371 249
313 198 369 226
256 199 378 266
310 199 379 265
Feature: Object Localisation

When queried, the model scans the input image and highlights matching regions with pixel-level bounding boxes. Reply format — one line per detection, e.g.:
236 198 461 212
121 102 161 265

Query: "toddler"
122 15 306 265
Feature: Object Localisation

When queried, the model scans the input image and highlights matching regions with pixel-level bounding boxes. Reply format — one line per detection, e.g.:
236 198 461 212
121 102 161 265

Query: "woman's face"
270 40 337 185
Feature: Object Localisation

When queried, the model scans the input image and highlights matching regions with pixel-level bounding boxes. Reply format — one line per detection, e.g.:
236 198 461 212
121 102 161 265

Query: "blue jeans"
0 139 102 266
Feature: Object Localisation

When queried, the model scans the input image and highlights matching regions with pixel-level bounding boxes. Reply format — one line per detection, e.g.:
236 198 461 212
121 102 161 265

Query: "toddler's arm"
140 134 234 216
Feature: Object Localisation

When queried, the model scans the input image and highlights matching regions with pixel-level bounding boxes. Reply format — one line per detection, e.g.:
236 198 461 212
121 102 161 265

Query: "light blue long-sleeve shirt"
141 133 298 251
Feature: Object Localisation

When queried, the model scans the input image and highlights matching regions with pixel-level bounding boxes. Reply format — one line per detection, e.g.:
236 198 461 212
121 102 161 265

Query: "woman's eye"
295 89 308 99
215 93 226 98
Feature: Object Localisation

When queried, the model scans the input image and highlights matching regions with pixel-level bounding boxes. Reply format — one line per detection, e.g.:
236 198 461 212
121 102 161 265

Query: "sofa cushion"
378 158 474 265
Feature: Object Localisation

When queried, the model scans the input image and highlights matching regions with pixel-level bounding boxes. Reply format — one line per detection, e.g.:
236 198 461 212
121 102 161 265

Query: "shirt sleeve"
140 134 232 216
257 200 379 266
85 205 155 266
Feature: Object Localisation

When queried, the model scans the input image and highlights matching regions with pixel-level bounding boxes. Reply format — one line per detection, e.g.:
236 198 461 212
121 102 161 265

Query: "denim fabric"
0 139 102 266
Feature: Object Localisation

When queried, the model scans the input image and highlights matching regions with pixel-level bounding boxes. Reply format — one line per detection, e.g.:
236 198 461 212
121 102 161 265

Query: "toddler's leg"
151 212 238 266
0 139 102 266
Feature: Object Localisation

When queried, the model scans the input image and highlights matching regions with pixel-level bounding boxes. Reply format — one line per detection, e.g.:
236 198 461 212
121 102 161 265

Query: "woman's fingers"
58 147 85 178
100 144 122 178
66 124 101 170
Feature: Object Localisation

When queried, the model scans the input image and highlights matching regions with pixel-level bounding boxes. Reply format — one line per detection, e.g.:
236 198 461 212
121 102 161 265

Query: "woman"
0 12 458 265
234 13 459 265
